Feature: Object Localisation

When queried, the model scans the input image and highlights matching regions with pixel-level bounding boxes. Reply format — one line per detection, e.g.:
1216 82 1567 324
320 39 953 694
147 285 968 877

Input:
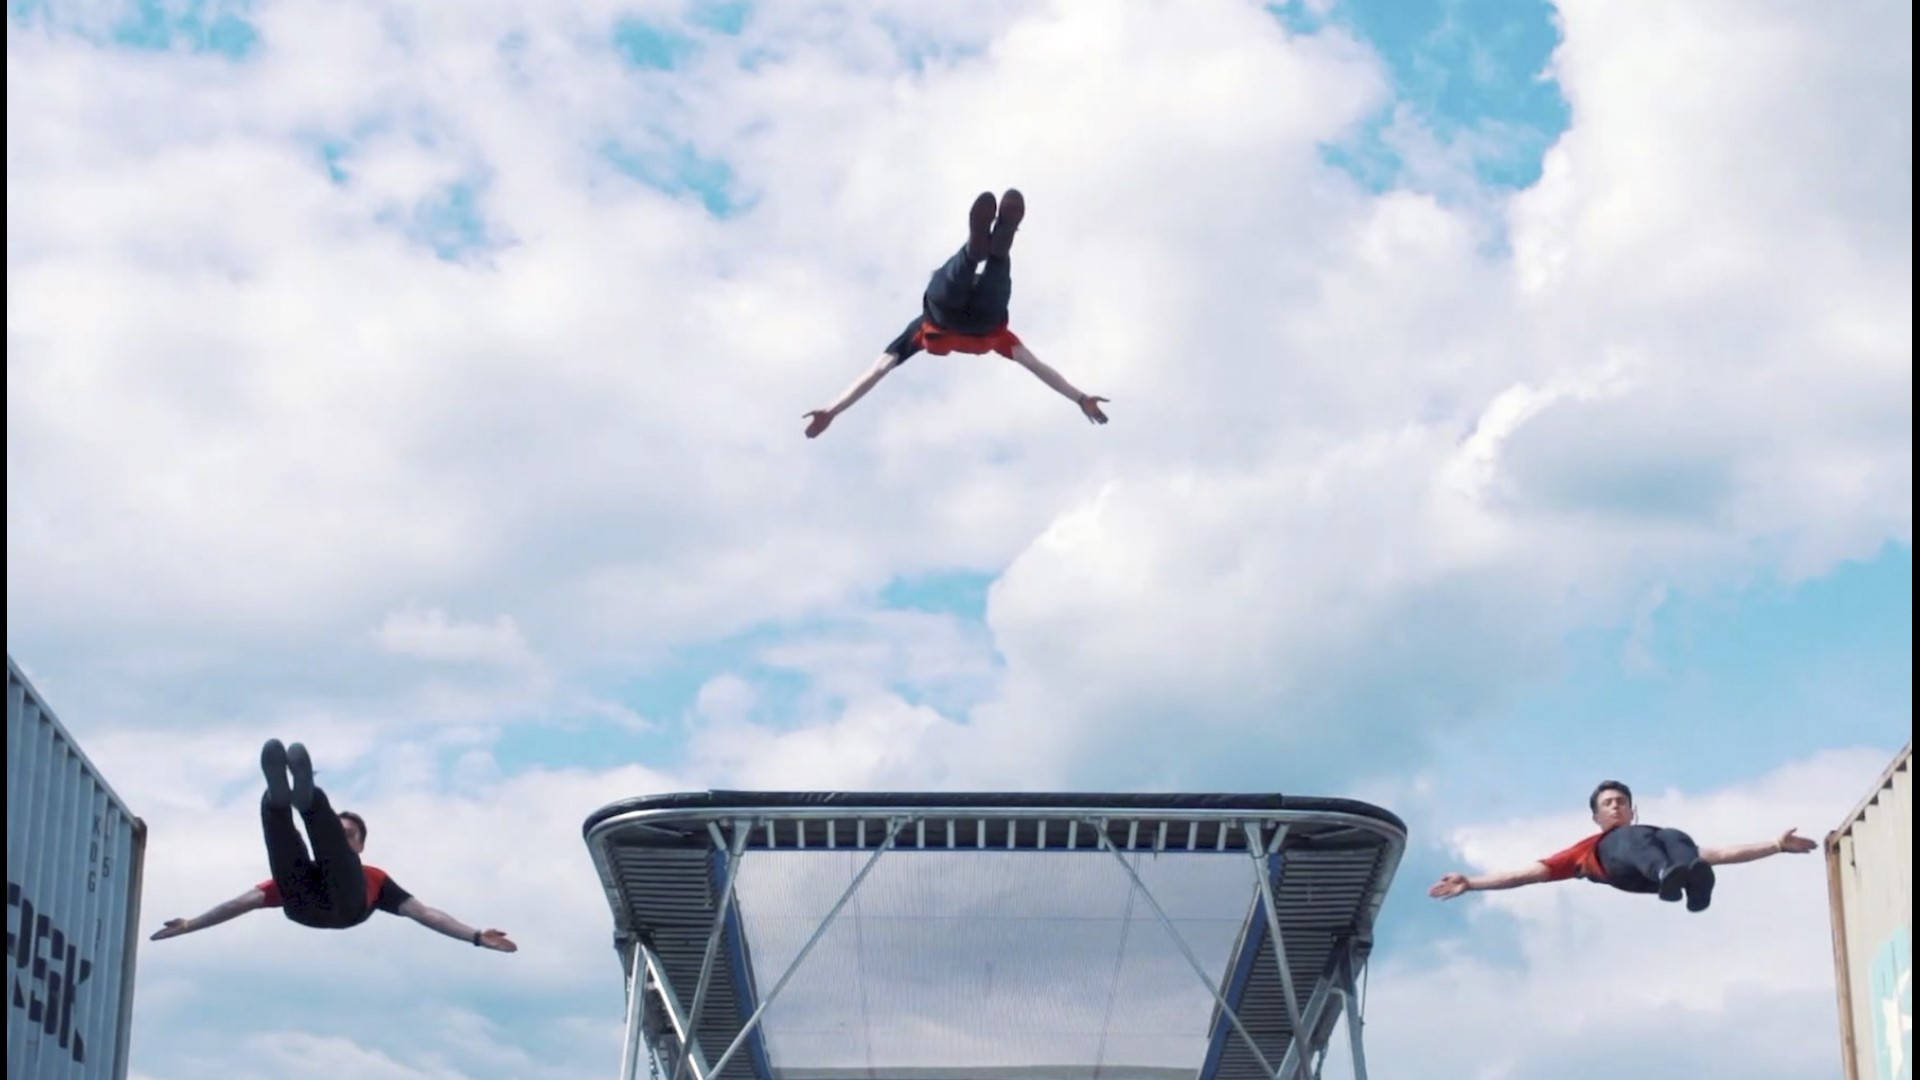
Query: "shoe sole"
286 742 315 812
989 189 1025 256
967 192 996 261
260 740 291 809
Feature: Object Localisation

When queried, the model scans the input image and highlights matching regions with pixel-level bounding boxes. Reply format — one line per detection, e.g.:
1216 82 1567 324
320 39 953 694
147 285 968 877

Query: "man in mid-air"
151 740 518 953
1428 779 1817 911
804 188 1110 437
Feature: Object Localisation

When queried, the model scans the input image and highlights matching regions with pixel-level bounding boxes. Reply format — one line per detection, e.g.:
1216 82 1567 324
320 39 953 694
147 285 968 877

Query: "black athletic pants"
260 787 369 928
924 244 1012 333
1596 824 1709 894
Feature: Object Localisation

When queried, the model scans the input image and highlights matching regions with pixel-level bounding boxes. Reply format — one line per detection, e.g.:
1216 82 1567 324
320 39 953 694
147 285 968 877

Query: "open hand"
150 919 191 941
1776 828 1816 854
803 410 834 439
479 929 518 953
1428 872 1470 900
1078 395 1110 425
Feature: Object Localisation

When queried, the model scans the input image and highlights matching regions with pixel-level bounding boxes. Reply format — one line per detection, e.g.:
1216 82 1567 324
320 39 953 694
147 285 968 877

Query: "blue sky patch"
362 171 501 261
1284 0 1571 192
12 0 260 59
688 0 749 36
1432 541 1913 815
113 0 259 60
317 140 351 184
410 180 496 261
614 16 696 71
880 570 994 622
603 137 743 217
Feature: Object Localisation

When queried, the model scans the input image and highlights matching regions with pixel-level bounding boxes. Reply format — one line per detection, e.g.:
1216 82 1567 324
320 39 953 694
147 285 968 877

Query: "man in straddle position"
804 188 1110 438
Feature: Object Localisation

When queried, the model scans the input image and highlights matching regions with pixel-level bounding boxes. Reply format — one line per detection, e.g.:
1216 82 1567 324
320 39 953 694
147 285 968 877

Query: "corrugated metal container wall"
7 657 147 1080
1826 742 1913 1080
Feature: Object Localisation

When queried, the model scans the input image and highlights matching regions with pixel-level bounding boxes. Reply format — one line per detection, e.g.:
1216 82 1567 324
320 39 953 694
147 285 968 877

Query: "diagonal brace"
1246 822 1306 1049
671 820 756 1080
1091 817 1279 1078
705 816 909 1078
639 939 710 1080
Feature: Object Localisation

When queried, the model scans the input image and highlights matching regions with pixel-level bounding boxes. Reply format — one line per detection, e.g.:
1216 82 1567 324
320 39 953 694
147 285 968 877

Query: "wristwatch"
472 930 483 947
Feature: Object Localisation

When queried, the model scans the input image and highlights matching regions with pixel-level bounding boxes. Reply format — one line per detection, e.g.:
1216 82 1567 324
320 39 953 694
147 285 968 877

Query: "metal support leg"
1092 818 1280 1078
1246 823 1306 1051
1273 958 1338 1080
671 821 755 1080
620 941 649 1080
705 817 909 1078
640 940 710 1080
1339 947 1368 1080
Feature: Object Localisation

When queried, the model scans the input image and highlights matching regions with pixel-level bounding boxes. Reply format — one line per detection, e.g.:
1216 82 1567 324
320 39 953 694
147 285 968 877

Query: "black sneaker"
967 191 996 261
286 742 315 812
989 188 1024 257
1684 859 1716 912
1656 864 1687 902
260 739 291 809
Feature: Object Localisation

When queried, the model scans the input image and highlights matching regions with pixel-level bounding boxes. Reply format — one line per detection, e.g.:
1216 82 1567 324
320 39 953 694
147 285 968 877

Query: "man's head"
1588 781 1634 829
339 812 367 854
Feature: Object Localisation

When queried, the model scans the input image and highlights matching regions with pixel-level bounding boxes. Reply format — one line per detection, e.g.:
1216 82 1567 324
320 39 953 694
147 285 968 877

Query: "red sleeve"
1538 835 1597 881
255 879 284 907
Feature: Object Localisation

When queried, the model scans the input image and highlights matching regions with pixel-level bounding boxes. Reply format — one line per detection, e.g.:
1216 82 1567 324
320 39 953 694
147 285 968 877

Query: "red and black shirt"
255 865 413 914
1539 833 1610 882
886 316 1023 363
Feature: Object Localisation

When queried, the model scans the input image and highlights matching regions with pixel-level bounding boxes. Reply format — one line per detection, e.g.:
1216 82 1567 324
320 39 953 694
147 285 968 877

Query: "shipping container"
1827 741 1913 1080
7 656 147 1080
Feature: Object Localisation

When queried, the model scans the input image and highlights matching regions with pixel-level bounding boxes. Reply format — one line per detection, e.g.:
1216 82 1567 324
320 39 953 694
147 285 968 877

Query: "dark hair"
339 811 368 843
1589 780 1633 814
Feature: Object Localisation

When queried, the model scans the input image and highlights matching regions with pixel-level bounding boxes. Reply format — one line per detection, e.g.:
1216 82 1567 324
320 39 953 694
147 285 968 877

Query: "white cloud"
372 607 535 668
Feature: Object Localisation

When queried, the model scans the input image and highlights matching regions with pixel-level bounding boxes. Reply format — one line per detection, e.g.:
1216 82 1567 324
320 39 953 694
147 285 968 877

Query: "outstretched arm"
804 353 901 438
150 887 268 940
1700 828 1818 867
1428 862 1554 899
1009 344 1108 424
396 897 518 952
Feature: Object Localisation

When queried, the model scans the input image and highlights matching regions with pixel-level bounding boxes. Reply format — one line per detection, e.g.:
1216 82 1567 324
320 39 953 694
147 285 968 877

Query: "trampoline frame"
583 792 1405 1080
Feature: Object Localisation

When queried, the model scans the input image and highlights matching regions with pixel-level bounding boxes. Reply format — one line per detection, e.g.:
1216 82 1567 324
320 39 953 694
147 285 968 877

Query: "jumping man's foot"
989 188 1024 257
1656 864 1688 903
286 742 315 812
260 739 291 810
967 191 997 261
1683 859 1715 913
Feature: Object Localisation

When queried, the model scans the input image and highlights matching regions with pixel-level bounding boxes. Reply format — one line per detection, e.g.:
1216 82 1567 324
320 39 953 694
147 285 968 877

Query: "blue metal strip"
1197 850 1285 1080
708 848 773 1080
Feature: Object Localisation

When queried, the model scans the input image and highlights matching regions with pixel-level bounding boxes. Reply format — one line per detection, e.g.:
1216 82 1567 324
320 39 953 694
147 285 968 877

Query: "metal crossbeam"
1090 817 1280 1078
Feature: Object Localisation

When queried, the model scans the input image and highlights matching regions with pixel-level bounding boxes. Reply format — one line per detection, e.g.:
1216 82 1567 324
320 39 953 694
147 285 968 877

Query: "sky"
3 0 1911 1077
